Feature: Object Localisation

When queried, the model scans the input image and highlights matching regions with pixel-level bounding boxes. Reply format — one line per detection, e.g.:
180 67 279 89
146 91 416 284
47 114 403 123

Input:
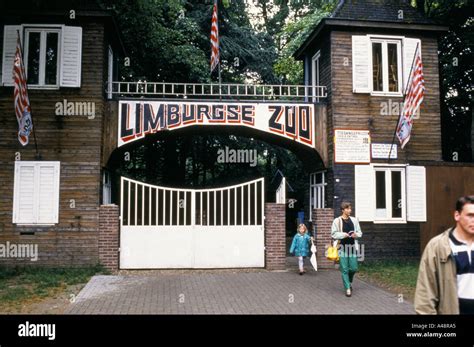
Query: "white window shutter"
13 161 60 224
406 166 426 222
2 25 21 86
60 26 82 87
13 163 36 224
107 46 113 99
37 164 60 224
355 165 375 221
352 35 370 93
403 38 421 91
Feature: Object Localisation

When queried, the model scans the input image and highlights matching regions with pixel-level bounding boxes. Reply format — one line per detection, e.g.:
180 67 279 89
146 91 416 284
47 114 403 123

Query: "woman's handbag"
326 240 340 261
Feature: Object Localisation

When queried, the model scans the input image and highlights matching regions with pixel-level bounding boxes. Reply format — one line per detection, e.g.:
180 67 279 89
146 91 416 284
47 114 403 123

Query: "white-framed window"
374 167 406 222
13 161 60 225
24 27 61 88
370 38 402 95
309 171 326 212
102 170 112 205
2 24 82 88
352 35 420 97
355 164 426 223
311 50 321 102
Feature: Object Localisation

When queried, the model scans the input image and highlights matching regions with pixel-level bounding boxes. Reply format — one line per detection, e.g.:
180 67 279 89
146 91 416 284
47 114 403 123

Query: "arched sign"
118 100 315 148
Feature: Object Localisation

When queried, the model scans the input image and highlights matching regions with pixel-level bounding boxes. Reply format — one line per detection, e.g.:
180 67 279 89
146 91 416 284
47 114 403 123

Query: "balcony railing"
106 81 326 101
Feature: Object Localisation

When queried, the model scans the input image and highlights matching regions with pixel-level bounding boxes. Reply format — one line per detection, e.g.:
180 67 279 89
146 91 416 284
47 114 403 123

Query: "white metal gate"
120 177 265 269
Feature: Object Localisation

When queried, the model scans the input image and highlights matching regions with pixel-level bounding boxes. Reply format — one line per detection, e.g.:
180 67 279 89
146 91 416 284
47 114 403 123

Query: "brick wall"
313 208 336 269
264 203 286 270
99 204 119 272
361 222 420 260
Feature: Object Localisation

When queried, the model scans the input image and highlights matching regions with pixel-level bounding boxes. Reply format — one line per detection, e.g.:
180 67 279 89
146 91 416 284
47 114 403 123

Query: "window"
2 25 82 88
370 39 402 95
102 170 112 204
311 51 321 102
355 165 426 223
24 28 61 87
352 35 419 96
374 167 405 221
13 161 60 224
309 171 326 214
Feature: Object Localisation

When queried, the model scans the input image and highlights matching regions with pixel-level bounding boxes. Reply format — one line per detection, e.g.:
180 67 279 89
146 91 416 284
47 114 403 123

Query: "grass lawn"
0 265 108 313
358 259 420 302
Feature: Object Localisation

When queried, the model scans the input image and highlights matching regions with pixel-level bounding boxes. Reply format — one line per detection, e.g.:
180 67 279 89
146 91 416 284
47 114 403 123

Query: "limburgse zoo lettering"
118 101 314 148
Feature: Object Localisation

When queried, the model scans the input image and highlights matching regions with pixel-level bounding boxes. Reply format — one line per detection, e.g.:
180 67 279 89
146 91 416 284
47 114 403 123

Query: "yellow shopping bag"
326 240 340 262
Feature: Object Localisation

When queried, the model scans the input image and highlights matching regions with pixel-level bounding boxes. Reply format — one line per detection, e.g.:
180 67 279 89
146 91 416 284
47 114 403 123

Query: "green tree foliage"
250 0 337 84
414 0 473 162
100 0 280 83
274 8 331 84
100 0 210 82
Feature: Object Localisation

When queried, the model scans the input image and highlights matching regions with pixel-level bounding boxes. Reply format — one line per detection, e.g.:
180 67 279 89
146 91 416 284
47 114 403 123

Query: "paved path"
65 268 414 314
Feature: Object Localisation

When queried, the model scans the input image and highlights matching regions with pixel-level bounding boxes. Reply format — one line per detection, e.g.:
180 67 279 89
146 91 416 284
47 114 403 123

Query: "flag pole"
387 42 419 163
218 54 222 101
16 30 40 159
217 1 222 101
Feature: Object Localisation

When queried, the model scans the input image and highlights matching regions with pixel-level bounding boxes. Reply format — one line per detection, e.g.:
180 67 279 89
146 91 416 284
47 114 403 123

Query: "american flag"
13 32 33 146
396 45 424 149
210 0 219 72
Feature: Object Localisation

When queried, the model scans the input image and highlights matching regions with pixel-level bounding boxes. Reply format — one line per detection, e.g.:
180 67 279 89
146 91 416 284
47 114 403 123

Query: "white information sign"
334 129 371 164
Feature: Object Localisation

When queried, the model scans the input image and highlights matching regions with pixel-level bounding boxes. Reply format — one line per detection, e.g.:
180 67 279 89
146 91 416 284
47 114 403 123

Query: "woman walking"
331 202 362 297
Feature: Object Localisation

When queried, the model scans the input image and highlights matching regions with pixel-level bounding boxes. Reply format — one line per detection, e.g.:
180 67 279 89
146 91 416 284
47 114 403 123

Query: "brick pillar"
264 203 286 270
313 208 335 269
99 204 119 272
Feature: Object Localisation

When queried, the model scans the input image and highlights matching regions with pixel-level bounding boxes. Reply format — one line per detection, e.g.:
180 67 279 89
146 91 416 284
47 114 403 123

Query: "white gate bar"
155 188 159 225
120 177 124 225
141 186 144 226
191 192 195 226
247 185 250 225
241 186 244 226
149 187 152 225
220 190 223 226
127 179 131 226
207 191 209 226
163 189 166 225
170 190 173 226
134 183 138 226
176 191 180 225
254 182 257 225
199 191 202 225
183 191 187 225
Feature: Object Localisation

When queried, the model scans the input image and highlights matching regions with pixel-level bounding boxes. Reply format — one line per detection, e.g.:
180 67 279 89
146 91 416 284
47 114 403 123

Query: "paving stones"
65 269 414 314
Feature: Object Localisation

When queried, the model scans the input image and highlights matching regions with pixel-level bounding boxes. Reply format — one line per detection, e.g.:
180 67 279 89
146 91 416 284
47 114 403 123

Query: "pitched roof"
293 0 448 59
331 0 438 25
